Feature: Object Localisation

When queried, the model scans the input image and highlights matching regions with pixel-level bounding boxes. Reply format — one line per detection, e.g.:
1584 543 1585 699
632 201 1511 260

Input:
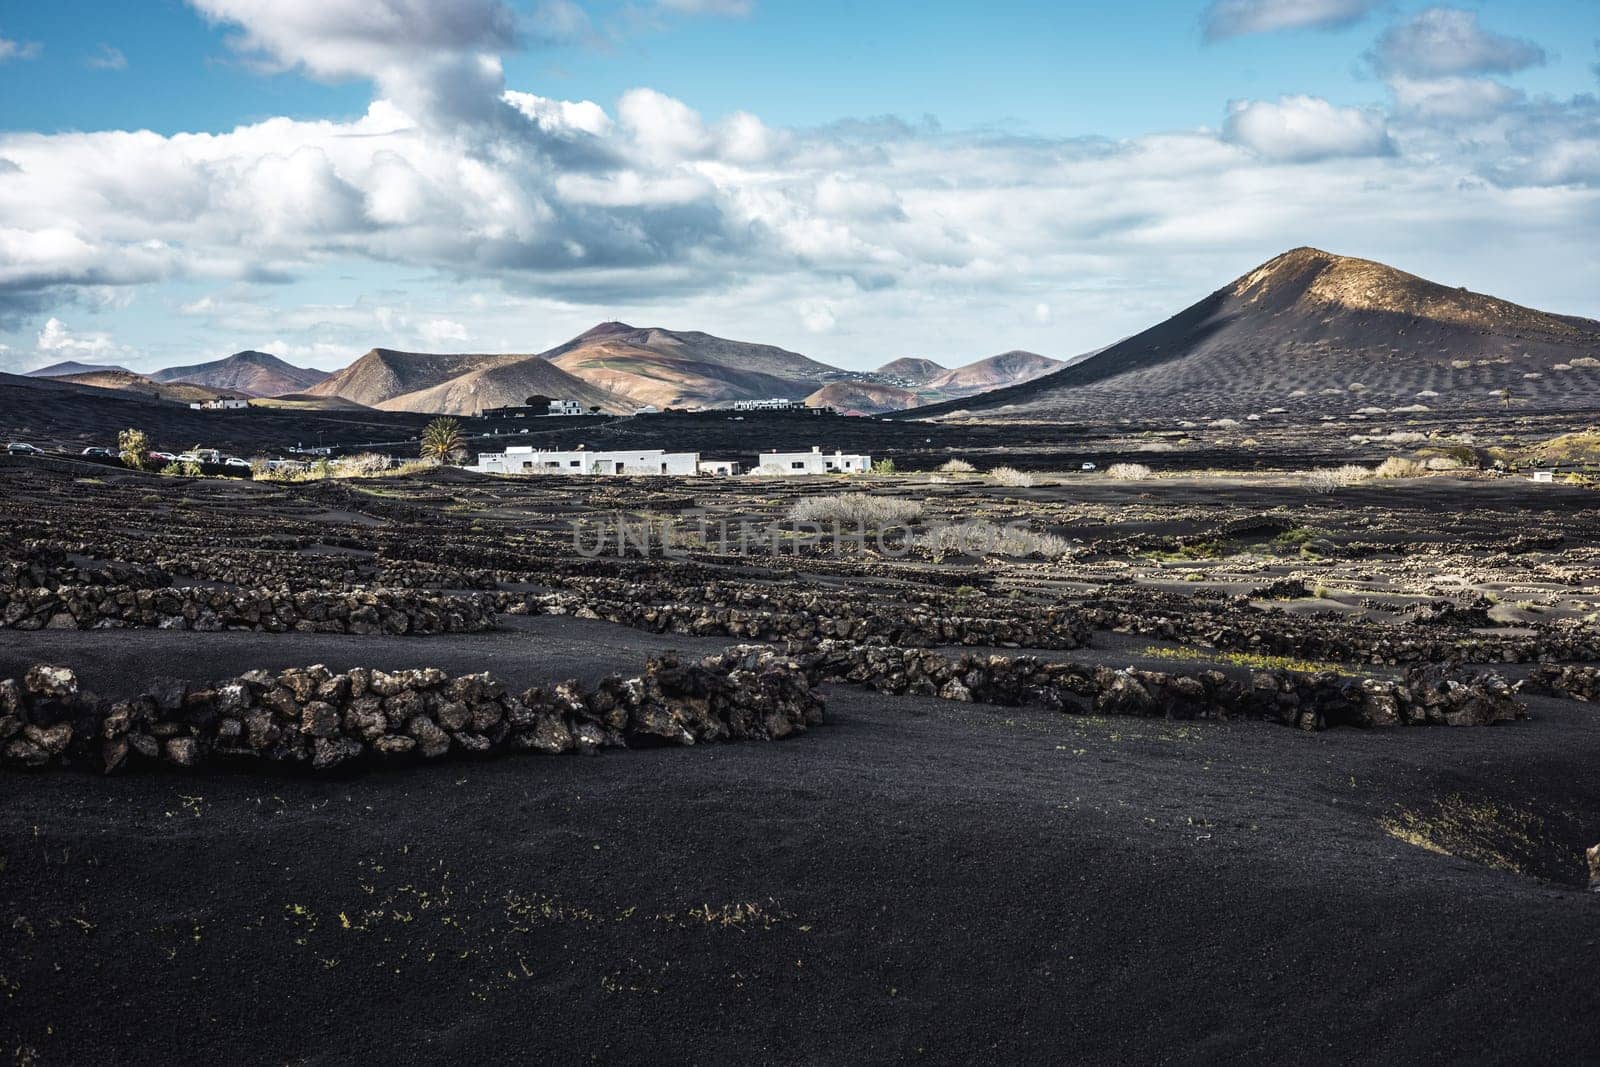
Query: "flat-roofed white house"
754 446 872 475
469 446 701 476
733 397 806 412
189 397 249 410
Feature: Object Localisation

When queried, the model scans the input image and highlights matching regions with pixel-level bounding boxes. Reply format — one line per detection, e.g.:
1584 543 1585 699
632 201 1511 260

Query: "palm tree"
420 417 465 464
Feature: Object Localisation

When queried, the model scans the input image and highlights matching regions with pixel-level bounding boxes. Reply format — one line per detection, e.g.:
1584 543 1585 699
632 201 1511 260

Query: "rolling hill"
873 358 946 385
49 369 227 405
151 351 328 397
923 351 1064 397
904 247 1600 420
26 361 132 378
305 348 630 415
805 381 923 415
541 322 841 409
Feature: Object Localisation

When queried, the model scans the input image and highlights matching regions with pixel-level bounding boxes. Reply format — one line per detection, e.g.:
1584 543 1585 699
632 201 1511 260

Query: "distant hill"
50 369 226 405
248 393 374 412
873 358 946 385
307 348 629 415
806 381 923 415
26 361 132 378
541 322 841 409
923 351 1064 398
151 351 328 397
904 247 1600 421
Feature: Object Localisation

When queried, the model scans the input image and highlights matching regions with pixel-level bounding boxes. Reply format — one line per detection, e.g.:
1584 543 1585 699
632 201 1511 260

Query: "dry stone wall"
0 647 822 773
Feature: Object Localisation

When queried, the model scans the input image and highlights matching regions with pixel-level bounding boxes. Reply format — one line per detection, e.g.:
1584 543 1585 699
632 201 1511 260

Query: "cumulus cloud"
1387 75 1521 122
1203 0 1377 40
36 317 122 357
656 0 754 14
1223 95 1393 161
0 35 42 62
1370 7 1546 78
187 0 519 124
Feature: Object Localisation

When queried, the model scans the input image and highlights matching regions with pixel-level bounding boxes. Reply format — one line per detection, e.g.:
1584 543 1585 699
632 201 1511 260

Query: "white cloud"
0 35 41 62
1033 303 1052 325
1370 7 1546 78
655 0 753 14
1203 0 1376 40
420 317 469 344
1387 76 1521 122
1223 95 1393 161
798 299 835 334
86 44 128 70
37 317 121 356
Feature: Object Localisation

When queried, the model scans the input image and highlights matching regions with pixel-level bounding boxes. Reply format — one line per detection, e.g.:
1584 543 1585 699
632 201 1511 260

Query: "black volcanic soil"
2 615 1597 1063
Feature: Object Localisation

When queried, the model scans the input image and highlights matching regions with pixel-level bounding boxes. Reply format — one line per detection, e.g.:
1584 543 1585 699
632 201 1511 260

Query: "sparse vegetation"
117 428 151 470
938 459 977 473
1375 456 1426 478
1105 462 1152 481
787 493 923 527
989 466 1035 487
1304 465 1372 493
916 520 1072 559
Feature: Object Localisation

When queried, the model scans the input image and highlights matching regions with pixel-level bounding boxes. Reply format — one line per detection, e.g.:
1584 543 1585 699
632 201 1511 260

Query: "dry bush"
787 493 923 527
1375 456 1426 478
1304 465 1373 493
1105 462 1152 481
988 466 1036 488
938 459 977 473
1572 357 1600 368
1425 456 1465 471
1209 418 1241 428
332 452 392 477
916 521 1072 560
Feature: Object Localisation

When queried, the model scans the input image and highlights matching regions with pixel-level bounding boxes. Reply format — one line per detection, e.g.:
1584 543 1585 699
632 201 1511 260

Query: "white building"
1531 470 1555 483
754 446 872 475
189 398 249 411
469 446 701 476
733 397 806 412
549 399 584 416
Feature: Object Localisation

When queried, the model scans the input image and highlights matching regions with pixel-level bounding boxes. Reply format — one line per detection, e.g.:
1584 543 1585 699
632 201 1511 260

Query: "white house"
548 399 585 416
469 446 701 476
189 398 249 411
1531 470 1556 483
733 397 806 412
754 446 872 475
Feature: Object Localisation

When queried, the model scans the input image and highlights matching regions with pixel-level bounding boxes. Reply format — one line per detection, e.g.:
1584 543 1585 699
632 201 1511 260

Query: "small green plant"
871 458 897 475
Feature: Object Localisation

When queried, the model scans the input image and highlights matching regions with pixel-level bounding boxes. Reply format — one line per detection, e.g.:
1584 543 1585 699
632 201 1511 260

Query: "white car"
1081 462 1098 471
223 457 251 469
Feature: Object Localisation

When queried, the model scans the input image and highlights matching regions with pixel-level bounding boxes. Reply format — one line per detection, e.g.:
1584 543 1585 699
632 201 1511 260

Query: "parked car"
149 451 177 463
1080 462 1098 471
6 442 44 456
223 457 251 470
81 446 116 458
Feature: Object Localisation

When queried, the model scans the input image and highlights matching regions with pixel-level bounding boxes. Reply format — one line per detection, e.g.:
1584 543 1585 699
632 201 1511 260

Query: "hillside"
923 351 1064 398
305 350 530 409
372 356 631 416
873 358 946 385
805 381 923 415
541 322 841 409
905 248 1600 420
51 369 226 405
151 351 328 397
26 361 131 378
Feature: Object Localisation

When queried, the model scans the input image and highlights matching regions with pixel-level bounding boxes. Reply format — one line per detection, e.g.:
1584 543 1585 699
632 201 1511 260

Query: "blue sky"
1 0 1597 373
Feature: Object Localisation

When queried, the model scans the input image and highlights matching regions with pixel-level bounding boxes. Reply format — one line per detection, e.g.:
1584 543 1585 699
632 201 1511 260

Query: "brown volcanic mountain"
906 248 1600 420
541 322 840 409
151 351 327 397
26 360 132 378
805 381 923 415
873 357 946 385
307 347 628 415
51 369 227 404
923 351 1064 398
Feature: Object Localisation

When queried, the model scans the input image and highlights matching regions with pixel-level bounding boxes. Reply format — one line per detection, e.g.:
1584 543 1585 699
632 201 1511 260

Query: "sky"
0 0 1597 375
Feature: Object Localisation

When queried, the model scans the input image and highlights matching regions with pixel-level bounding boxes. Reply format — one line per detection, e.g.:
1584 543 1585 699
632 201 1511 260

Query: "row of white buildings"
468 444 871 478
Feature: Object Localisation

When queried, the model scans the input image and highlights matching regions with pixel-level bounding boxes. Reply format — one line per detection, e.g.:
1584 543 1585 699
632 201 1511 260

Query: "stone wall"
787 641 1526 730
0 648 822 773
1526 664 1600 703
0 584 497 635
